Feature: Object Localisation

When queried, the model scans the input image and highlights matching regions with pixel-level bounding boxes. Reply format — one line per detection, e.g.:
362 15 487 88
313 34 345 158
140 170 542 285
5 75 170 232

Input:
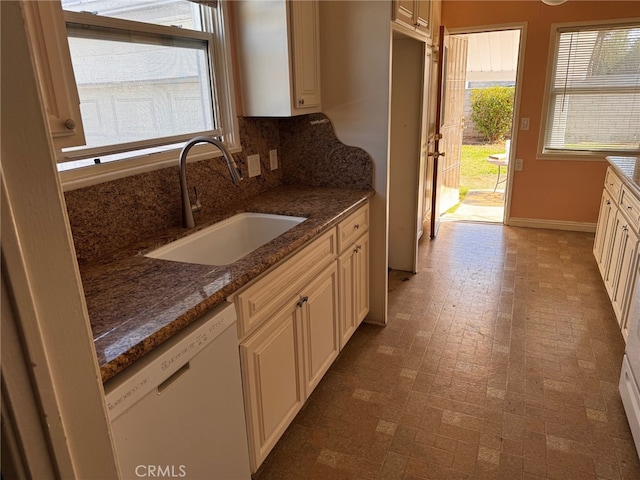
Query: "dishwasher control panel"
103 302 237 421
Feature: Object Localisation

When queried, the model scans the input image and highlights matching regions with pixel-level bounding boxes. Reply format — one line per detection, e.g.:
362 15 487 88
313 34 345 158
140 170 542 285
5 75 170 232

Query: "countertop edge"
606 156 640 197
92 187 374 383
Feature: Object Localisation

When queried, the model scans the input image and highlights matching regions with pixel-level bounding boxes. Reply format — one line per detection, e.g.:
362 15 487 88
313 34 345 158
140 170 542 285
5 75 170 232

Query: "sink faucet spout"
178 136 243 228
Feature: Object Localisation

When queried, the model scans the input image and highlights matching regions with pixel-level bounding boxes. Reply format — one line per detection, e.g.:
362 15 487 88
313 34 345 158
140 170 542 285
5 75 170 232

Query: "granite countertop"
607 156 640 197
82 185 373 383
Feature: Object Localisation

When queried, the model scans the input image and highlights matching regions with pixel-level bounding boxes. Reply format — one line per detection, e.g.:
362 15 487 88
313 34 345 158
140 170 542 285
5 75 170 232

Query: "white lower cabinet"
606 210 639 329
239 300 302 471
594 188 617 275
236 202 369 472
240 263 339 471
594 167 640 336
338 232 370 349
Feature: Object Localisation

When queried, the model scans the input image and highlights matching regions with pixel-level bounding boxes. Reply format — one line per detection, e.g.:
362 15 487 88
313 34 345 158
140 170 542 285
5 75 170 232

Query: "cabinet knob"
64 118 76 130
298 98 305 106
354 223 360 230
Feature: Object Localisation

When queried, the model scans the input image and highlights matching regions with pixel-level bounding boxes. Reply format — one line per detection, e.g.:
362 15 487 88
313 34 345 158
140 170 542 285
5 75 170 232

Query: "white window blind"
544 23 640 155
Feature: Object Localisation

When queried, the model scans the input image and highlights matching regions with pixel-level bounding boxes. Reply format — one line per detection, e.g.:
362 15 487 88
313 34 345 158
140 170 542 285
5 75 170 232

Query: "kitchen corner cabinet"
23 1 85 150
235 203 369 472
393 0 432 37
594 167 640 337
234 0 321 117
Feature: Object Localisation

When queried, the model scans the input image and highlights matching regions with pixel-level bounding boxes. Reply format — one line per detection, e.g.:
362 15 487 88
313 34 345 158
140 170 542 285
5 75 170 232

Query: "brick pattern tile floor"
253 222 640 479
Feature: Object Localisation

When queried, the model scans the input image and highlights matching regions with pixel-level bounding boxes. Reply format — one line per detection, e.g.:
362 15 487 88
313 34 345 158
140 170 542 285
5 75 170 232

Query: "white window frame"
55 1 240 191
538 18 640 161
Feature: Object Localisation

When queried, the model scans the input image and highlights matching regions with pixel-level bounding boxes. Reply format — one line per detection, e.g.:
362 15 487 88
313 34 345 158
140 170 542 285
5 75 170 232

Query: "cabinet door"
605 211 626 299
299 263 339 396
240 302 304 471
415 0 431 35
23 1 85 149
338 232 370 350
613 225 638 327
594 189 616 271
338 246 357 349
290 0 321 110
395 0 417 30
394 0 431 36
605 211 638 324
622 251 640 341
355 233 370 326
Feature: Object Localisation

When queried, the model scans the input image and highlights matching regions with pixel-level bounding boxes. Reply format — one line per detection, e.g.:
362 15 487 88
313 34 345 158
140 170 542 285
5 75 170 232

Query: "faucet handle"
191 186 202 214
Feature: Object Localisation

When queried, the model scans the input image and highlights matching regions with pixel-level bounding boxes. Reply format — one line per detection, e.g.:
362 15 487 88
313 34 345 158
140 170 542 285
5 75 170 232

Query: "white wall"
319 0 393 324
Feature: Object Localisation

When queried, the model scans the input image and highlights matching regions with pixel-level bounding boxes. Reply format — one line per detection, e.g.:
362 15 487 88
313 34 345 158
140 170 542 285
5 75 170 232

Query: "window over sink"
27 0 239 185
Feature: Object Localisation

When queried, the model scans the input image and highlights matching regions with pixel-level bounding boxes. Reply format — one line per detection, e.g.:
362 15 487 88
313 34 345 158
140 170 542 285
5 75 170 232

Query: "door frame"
447 22 528 225
1 1 119 477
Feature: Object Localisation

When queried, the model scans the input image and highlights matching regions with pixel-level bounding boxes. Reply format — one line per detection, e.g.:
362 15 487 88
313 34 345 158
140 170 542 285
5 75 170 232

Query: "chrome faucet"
179 136 243 228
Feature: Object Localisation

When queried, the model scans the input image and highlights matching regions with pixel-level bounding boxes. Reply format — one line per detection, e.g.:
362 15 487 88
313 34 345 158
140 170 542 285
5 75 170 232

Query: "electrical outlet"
269 149 278 170
520 117 530 131
247 154 261 177
515 158 524 171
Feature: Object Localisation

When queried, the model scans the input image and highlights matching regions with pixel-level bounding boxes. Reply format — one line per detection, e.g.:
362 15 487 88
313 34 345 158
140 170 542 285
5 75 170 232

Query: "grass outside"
459 142 507 196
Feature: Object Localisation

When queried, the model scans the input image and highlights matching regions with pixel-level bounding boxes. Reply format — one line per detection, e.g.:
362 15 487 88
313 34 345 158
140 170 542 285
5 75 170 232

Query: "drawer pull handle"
354 224 360 230
297 296 309 308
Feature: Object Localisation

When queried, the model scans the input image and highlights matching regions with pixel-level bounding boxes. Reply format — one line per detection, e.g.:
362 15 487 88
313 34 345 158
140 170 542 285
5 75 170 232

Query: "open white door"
430 25 468 238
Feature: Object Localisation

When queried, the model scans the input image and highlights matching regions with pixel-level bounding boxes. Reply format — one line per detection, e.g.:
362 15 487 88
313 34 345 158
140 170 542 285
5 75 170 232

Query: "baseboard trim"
506 217 596 233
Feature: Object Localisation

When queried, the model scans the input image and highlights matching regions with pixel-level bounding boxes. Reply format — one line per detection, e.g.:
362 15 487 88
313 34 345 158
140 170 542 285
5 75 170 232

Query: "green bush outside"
470 86 515 143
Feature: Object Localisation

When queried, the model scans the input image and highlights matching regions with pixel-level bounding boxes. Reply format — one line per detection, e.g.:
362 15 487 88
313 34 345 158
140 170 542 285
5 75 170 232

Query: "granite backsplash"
64 113 373 264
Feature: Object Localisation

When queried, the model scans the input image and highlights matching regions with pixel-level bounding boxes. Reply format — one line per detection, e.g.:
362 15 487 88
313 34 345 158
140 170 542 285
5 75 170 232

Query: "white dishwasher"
103 302 251 480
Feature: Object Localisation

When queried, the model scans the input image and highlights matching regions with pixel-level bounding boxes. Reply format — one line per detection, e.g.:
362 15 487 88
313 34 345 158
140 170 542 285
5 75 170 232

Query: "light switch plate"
515 158 523 171
521 117 530 131
269 149 278 170
247 154 261 177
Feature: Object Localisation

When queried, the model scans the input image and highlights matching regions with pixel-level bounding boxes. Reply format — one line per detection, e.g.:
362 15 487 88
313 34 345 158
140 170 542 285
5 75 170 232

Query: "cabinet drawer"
337 203 370 253
605 167 622 201
620 185 640 233
235 227 337 338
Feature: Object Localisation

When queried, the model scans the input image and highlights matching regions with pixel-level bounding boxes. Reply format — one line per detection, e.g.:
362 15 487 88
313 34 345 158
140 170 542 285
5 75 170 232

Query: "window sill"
536 150 635 162
59 143 243 192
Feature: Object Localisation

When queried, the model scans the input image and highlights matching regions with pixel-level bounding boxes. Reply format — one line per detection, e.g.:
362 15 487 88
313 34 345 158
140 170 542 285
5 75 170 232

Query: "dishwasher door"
104 302 251 480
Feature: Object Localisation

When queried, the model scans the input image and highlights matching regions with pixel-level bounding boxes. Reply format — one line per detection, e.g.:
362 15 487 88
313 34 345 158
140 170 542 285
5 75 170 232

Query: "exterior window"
542 22 640 156
58 0 236 171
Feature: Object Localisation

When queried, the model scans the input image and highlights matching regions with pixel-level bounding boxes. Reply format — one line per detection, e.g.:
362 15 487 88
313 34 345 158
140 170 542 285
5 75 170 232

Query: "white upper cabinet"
394 0 432 37
234 0 321 117
23 1 85 150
